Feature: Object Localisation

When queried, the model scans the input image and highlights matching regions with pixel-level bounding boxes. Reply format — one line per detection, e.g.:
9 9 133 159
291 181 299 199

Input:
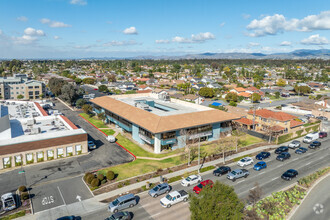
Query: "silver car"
108 194 137 213
148 183 171 198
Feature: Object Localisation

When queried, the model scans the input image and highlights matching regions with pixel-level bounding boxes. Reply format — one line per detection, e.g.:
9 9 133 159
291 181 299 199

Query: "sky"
0 0 329 59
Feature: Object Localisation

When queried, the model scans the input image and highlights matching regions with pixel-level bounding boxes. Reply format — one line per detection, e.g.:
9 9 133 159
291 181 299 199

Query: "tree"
17 94 24 99
48 78 67 96
294 85 311 94
75 78 82 85
97 112 105 121
98 85 108 92
251 93 261 102
276 78 286 87
82 104 92 114
39 93 44 100
60 84 78 105
190 181 244 220
229 101 237 106
107 74 116 82
274 91 280 99
82 78 96 85
198 88 214 98
179 129 201 166
247 182 262 205
225 92 238 102
75 98 86 108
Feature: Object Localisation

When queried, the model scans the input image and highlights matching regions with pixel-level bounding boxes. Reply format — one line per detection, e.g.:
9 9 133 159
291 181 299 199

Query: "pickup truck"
160 190 188 208
227 169 249 182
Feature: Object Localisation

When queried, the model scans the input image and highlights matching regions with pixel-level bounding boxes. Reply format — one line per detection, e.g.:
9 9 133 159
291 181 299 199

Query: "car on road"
295 147 308 154
193 179 213 194
276 152 291 161
309 141 321 149
303 132 319 143
304 114 315 118
108 194 137 213
181 175 202 187
160 190 189 208
319 132 327 138
288 140 301 149
275 146 289 154
316 116 328 121
148 183 171 198
213 166 231 176
93 88 98 90
237 157 254 167
253 161 267 171
1 193 16 211
57 216 80 220
281 169 298 181
227 169 249 182
106 211 132 220
88 141 96 150
256 152 271 160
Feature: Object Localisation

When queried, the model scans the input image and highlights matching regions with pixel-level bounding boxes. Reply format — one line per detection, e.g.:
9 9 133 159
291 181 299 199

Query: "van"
107 135 116 143
108 194 137 213
303 132 319 143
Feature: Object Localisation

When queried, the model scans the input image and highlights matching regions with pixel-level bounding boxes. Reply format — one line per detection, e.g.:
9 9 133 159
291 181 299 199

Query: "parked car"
106 211 131 220
237 157 254 167
256 152 271 160
319 132 328 138
303 132 319 143
108 194 137 213
253 161 267 171
181 175 202 187
88 141 96 150
288 140 301 149
227 169 249 182
213 166 231 176
276 152 291 161
57 216 80 220
309 141 321 149
281 169 298 181
295 147 308 154
160 190 189 208
316 116 328 121
148 183 170 198
275 146 289 154
193 179 213 194
304 114 315 118
1 193 16 211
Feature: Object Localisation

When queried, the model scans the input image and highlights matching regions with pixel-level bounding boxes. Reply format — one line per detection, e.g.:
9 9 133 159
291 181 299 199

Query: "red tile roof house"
244 109 304 134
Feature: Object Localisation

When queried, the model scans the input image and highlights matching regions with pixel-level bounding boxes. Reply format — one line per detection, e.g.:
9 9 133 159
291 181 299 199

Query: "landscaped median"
246 166 330 220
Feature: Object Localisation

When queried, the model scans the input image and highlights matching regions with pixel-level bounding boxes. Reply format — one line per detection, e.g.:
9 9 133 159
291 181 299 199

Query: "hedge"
277 133 293 144
305 127 312 133
296 130 303 137
298 167 330 188
311 125 319 132
200 165 216 173
168 176 182 184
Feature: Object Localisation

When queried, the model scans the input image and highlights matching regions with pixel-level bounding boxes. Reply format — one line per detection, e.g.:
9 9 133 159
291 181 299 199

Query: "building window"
162 131 176 139
47 150 54 160
37 152 44 162
75 145 82 155
35 86 40 89
28 86 33 89
57 148 64 158
67 146 73 156
35 91 40 95
26 153 34 164
139 127 154 139
16 87 19 89
21 87 24 89
14 155 22 166
187 124 212 134
29 91 33 95
3 157 12 168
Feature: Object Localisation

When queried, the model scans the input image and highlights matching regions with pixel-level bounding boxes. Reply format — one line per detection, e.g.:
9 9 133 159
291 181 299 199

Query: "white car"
181 175 202 187
1 193 16 211
237 157 254 167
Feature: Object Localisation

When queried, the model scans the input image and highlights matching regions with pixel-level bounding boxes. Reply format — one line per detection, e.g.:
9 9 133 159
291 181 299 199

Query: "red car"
93 88 98 90
193 179 213 194
319 132 327 138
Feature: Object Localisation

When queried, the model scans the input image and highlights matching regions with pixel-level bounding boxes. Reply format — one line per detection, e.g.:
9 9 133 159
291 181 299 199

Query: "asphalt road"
238 96 309 109
81 85 107 98
81 136 330 220
291 175 330 220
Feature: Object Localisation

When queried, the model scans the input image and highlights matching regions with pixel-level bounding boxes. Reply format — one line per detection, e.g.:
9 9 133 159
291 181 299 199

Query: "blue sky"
0 0 329 58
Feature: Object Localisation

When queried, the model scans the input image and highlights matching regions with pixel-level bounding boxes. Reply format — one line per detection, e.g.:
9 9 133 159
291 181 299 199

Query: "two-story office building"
91 93 240 153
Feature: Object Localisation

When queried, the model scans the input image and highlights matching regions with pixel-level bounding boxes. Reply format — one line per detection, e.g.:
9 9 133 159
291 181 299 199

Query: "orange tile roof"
235 87 246 92
139 85 148 89
246 86 259 91
91 96 240 133
238 92 251 98
137 89 152 94
290 119 304 128
34 102 48 116
60 115 78 129
235 118 256 125
269 125 285 131
248 109 297 122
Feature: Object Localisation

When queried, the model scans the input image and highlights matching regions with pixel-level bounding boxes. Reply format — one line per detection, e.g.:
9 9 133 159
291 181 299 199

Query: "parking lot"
31 176 93 214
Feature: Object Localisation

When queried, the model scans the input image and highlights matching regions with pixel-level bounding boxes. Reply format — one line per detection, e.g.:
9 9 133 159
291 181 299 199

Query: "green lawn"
102 129 115 136
0 210 26 220
116 133 183 158
98 156 184 181
80 113 108 128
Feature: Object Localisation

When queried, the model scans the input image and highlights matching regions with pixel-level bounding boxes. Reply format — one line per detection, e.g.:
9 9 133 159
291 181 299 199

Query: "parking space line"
57 186 66 205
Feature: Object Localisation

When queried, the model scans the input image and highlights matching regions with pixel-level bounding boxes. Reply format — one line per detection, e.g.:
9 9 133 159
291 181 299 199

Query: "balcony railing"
139 133 154 144
161 138 177 145
188 130 213 140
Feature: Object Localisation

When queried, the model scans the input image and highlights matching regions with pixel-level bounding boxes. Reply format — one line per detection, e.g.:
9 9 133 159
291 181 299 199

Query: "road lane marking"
237 180 245 183
306 162 312 166
150 212 161 218
57 186 66 205
271 177 279 181
293 158 298 161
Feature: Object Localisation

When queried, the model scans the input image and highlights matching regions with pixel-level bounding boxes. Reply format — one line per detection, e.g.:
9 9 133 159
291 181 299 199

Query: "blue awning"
211 102 222 106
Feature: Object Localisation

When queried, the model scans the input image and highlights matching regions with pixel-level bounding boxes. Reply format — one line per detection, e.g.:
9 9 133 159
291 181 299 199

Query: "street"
82 136 330 220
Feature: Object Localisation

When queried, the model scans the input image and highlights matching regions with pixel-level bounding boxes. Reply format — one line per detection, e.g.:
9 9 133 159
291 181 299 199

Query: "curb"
115 142 136 160
287 171 330 220
81 176 95 197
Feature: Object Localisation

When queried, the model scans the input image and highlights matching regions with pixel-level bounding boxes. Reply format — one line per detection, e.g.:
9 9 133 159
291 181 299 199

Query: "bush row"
298 167 330 188
84 170 116 188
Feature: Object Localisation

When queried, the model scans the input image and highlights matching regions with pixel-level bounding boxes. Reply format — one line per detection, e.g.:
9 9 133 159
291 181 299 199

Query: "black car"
256 152 271 160
316 116 328 121
213 166 231 176
281 169 298 181
276 152 291 161
309 141 321 149
275 146 289 154
106 211 132 220
295 147 308 154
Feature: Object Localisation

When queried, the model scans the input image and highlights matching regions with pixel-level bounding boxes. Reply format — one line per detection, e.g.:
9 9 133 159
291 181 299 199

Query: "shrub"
91 178 100 187
87 175 95 184
106 170 115 180
200 165 216 173
277 133 293 144
305 127 312 133
123 180 130 186
168 176 182 183
296 130 303 137
21 192 29 201
156 168 163 173
18 186 27 192
84 172 93 181
311 125 319 132
97 174 105 181
117 183 123 188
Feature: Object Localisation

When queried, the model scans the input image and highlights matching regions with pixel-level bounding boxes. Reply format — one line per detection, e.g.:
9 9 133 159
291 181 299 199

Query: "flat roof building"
91 93 240 153
0 100 87 170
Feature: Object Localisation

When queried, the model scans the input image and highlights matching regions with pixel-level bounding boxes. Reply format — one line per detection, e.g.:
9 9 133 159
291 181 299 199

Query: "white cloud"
103 40 139 46
41 18 71 28
242 14 251 19
280 41 292 46
172 36 190 43
24 27 45 36
301 34 328 45
249 42 260 47
219 22 225 27
155 39 170 44
17 16 28 22
70 0 87 5
170 32 215 44
13 27 45 44
54 36 60 40
123 27 138 35
247 11 330 37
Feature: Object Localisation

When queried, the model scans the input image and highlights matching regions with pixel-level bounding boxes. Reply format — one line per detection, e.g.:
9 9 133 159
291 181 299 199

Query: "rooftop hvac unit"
135 102 149 110
27 119 36 126
31 127 41 134
158 93 170 101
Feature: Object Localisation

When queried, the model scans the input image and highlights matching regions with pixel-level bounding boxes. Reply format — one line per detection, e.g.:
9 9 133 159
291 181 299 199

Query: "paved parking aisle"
31 176 93 214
